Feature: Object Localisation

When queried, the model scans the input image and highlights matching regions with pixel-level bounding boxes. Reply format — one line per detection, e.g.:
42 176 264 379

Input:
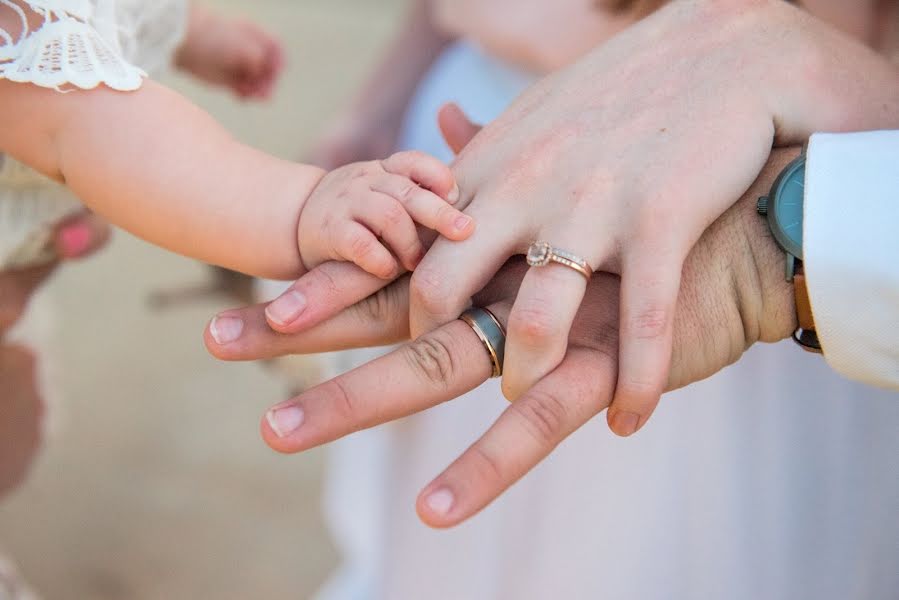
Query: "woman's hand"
0 213 108 496
204 149 799 527
0 213 109 333
404 0 899 435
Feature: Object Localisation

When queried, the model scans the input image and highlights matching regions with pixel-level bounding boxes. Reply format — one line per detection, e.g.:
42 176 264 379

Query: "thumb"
438 103 482 155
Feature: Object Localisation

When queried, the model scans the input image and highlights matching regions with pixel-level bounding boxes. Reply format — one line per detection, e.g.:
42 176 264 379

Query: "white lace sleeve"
0 0 146 91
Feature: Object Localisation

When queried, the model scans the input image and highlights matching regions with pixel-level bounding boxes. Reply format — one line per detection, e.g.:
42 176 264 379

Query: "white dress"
0 0 187 269
315 42 899 600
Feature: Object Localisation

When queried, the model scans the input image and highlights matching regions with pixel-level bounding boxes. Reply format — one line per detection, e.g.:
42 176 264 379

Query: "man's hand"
204 149 798 528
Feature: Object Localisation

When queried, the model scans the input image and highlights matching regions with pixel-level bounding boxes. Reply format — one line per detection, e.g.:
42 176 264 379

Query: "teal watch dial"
757 156 806 260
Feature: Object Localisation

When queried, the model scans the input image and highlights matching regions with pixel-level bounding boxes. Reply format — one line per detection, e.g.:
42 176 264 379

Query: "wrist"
735 148 801 345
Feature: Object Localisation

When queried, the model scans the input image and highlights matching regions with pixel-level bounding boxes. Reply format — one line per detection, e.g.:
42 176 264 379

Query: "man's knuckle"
510 390 568 446
326 376 361 421
402 333 457 389
468 445 507 483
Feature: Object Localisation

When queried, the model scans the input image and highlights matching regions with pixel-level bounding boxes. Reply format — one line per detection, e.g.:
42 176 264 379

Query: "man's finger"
207 273 414 360
259 304 511 453
262 262 389 334
416 345 615 528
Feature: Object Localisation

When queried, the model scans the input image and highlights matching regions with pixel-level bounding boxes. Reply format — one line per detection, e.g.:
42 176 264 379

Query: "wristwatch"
757 154 822 353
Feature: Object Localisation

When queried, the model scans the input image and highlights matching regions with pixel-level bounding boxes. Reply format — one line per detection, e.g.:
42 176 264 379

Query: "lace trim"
0 0 146 91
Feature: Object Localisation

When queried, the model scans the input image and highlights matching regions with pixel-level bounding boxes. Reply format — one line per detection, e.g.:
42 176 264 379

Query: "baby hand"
175 6 285 100
297 150 473 280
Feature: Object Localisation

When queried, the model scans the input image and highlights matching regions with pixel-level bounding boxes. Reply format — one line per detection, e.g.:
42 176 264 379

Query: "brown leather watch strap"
792 261 822 353
794 263 816 332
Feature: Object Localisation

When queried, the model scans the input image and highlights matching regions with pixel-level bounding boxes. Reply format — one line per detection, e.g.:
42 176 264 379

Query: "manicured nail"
611 411 641 437
209 315 244 345
265 290 307 326
448 183 460 204
425 487 455 517
58 223 92 258
266 404 305 438
454 215 473 231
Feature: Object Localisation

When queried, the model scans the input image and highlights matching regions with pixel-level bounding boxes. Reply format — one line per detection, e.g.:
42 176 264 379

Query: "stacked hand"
206 149 798 527
205 0 899 527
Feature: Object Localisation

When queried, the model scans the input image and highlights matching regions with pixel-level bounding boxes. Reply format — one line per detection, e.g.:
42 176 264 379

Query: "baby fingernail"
266 404 305 438
454 215 473 231
210 315 244 345
58 223 92 258
266 290 307 326
448 183 460 204
611 411 641 437
425 487 455 517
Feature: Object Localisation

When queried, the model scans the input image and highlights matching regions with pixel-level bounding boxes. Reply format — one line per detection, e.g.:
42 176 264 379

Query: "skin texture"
204 148 800 529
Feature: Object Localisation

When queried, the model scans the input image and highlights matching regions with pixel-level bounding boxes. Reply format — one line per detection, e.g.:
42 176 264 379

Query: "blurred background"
0 0 409 597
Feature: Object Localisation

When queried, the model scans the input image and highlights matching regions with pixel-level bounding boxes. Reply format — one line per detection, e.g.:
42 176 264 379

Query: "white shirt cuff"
804 131 899 390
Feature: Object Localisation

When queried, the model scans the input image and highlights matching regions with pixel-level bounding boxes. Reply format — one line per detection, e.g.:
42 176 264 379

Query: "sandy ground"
0 0 407 598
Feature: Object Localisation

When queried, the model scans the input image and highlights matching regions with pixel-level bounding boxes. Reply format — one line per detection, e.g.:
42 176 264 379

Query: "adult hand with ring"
204 149 800 526
405 0 899 436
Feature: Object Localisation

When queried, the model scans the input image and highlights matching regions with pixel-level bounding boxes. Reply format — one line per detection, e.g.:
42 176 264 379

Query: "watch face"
771 157 805 259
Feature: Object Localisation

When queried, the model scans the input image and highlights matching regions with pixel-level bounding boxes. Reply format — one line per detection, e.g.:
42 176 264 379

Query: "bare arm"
349 0 453 128
0 79 321 280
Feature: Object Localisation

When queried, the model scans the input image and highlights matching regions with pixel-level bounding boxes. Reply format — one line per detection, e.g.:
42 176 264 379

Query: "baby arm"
0 78 469 281
0 78 318 279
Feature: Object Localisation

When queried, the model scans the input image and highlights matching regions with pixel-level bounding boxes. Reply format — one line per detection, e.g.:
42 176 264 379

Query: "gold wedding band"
459 307 506 378
526 241 593 280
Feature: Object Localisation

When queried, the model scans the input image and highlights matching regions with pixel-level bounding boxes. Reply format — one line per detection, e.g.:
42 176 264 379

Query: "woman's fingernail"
58 223 92 258
611 411 641 437
209 315 244 345
448 183 460 204
266 404 305 438
265 290 307 326
425 487 455 517
454 215 473 231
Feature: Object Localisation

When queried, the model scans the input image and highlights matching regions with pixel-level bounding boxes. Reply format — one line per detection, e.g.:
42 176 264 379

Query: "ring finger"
260 302 512 453
501 237 606 401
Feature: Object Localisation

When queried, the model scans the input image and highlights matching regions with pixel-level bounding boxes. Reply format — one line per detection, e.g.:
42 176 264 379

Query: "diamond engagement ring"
526 241 594 280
